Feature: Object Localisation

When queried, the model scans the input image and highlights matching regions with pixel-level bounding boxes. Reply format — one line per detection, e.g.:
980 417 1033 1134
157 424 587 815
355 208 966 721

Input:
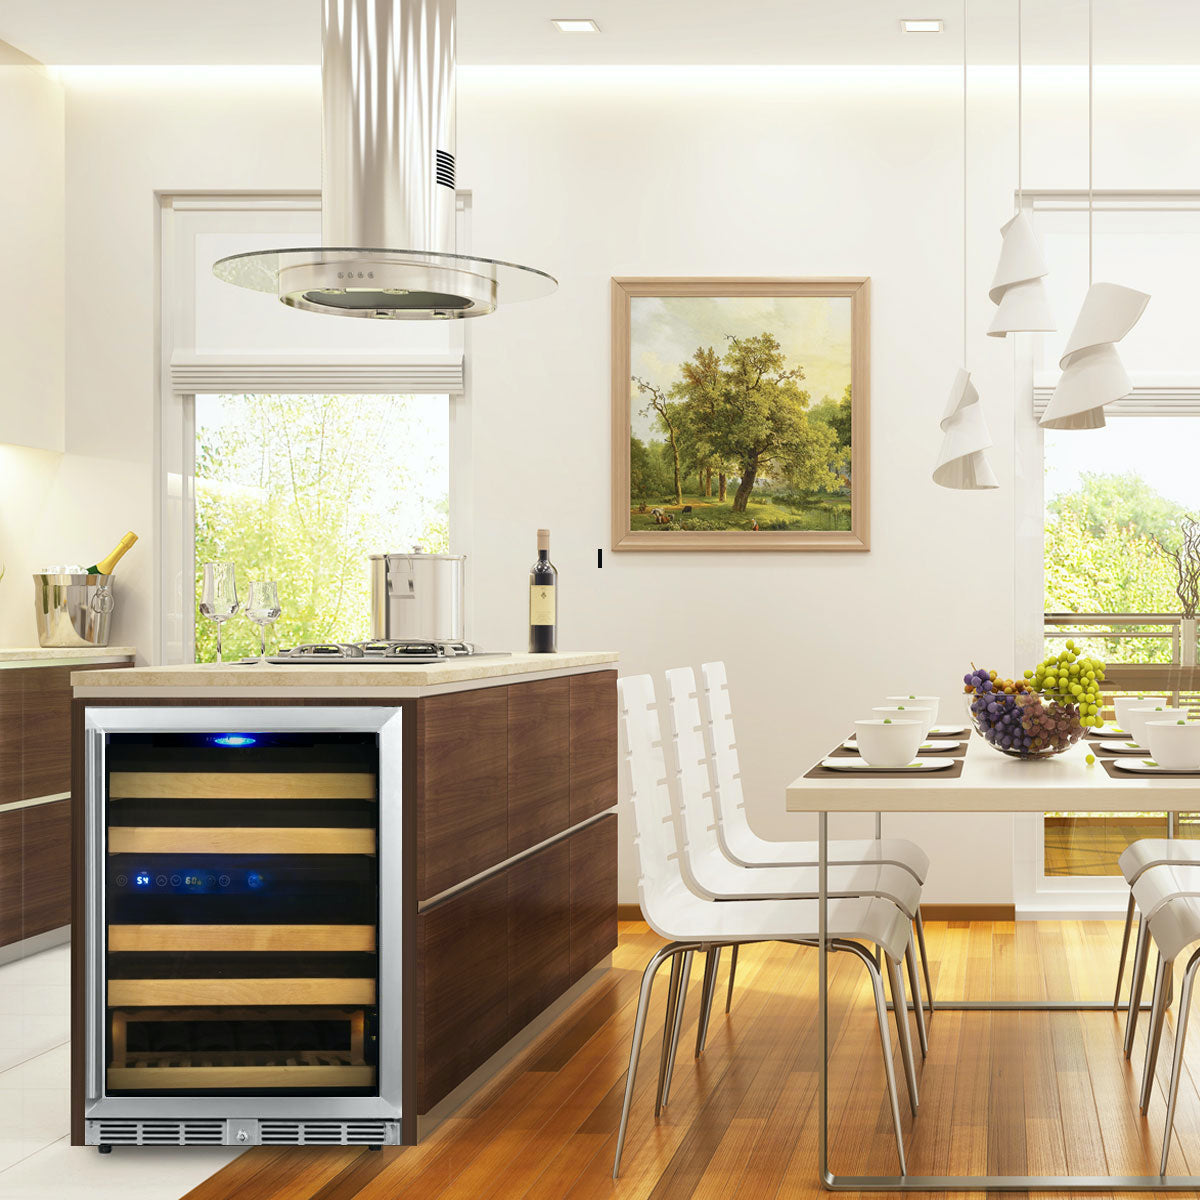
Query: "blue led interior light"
213 734 258 747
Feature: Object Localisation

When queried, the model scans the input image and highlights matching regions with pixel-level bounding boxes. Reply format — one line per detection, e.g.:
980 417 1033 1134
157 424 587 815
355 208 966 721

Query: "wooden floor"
181 918 1200 1200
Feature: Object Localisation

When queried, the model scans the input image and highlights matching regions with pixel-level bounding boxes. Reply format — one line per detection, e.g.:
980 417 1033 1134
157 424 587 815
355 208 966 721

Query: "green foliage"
629 491 850 533
1045 472 1187 664
629 435 676 506
194 393 448 662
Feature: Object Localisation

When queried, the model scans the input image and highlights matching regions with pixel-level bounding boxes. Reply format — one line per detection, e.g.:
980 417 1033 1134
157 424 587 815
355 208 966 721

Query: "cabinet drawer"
569 671 617 825
508 678 570 857
507 838 570 1039
570 814 618 983
0 807 20 948
21 666 73 800
21 798 70 939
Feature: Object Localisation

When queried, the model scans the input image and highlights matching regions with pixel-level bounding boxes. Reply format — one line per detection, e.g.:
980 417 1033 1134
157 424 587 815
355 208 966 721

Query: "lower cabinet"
0 808 20 948
416 813 618 1113
0 799 71 950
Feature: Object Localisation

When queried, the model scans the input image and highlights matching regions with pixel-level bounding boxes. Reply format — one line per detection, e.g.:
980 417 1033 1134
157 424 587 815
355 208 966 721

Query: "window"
192 392 449 662
1027 194 1200 884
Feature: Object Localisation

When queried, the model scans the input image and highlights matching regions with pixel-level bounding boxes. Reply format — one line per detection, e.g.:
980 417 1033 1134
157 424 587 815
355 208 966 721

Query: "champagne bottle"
528 529 557 653
85 531 138 576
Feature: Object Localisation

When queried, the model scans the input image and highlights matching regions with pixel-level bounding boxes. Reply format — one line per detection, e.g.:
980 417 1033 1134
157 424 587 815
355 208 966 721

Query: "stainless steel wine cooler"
81 707 404 1148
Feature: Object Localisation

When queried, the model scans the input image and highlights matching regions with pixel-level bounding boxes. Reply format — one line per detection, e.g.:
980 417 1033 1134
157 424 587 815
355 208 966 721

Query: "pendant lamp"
1040 0 1150 429
934 0 999 490
987 0 1055 337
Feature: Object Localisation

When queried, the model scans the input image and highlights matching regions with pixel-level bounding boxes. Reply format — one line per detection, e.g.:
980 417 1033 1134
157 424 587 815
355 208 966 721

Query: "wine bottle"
85 531 138 576
529 529 557 653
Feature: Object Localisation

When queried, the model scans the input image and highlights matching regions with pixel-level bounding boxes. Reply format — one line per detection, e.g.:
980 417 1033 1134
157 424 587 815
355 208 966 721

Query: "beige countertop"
71 651 618 697
0 646 137 663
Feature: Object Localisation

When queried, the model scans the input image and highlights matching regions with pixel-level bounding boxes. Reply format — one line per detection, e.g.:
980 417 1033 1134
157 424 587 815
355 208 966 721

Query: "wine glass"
199 562 239 663
246 580 282 661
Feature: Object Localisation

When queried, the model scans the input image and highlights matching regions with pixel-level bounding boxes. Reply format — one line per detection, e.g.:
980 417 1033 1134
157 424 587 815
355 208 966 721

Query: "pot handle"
386 556 416 600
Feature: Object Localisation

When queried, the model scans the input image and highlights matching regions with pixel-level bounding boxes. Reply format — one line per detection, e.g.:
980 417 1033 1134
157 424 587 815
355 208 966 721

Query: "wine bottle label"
530 584 556 626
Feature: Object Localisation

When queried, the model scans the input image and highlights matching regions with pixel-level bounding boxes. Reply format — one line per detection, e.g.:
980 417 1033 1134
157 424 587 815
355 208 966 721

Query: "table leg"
820 808 830 1188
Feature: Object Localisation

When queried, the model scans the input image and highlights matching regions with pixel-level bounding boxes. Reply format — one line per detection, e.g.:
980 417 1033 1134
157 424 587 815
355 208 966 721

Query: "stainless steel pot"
370 549 465 642
33 572 116 647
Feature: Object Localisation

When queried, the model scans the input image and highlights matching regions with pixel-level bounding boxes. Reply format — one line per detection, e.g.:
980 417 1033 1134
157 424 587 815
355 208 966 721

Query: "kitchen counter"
71 650 617 696
1 645 136 663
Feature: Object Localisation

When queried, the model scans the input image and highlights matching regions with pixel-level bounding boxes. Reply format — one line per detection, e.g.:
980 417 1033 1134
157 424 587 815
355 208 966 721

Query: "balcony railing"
1044 612 1200 700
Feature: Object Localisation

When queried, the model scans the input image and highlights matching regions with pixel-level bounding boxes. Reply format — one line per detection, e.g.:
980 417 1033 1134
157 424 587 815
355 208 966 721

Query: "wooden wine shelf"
108 978 377 1007
107 1055 375 1090
107 924 377 953
108 771 376 801
107 827 376 856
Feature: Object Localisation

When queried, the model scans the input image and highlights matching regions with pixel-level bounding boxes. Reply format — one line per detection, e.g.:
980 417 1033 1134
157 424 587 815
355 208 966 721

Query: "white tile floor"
0 942 240 1200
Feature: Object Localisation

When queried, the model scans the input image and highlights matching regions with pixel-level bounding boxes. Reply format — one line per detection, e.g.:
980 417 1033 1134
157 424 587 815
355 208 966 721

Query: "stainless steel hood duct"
213 0 555 320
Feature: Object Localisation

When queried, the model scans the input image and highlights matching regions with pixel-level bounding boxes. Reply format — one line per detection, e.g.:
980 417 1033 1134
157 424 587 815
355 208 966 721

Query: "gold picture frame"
611 276 870 552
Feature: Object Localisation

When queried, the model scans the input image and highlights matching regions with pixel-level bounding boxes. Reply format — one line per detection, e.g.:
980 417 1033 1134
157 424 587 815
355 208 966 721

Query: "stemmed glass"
246 580 282 661
199 562 239 663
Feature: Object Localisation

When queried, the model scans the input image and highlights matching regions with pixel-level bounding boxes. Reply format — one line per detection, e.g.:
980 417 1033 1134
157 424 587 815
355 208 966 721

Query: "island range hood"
213 0 556 320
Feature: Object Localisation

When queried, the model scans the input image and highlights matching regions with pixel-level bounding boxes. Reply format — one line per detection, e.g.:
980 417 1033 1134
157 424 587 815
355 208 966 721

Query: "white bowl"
1126 705 1188 748
872 705 933 740
885 695 940 728
1115 695 1168 732
855 718 924 767
1145 719 1200 770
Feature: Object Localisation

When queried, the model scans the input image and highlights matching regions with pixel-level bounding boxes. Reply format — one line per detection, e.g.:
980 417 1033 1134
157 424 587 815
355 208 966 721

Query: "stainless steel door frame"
817 809 1198 1192
83 705 404 1127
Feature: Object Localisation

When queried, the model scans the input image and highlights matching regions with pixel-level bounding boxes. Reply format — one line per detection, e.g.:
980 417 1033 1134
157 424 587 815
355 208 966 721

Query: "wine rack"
101 730 382 1098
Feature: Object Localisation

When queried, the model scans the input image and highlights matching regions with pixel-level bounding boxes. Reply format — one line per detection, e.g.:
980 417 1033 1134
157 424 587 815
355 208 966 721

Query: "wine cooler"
81 707 404 1148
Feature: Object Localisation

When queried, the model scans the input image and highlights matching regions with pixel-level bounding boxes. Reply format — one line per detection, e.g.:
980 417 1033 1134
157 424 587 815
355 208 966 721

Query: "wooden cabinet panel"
22 799 70 938
20 665 73 800
507 838 571 1039
507 678 570 857
416 869 509 1112
569 671 617 825
0 807 21 948
570 815 618 984
0 673 20 805
418 688 508 900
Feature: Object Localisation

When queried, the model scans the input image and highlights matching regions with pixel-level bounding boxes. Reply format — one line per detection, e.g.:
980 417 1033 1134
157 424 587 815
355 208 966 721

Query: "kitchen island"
69 652 618 1149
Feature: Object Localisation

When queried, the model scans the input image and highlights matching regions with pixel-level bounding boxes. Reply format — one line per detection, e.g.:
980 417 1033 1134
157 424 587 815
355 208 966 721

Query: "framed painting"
611 277 869 551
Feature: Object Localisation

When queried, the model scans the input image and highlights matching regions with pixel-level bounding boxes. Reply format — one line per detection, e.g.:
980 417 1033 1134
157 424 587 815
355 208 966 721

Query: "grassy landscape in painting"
628 294 854 534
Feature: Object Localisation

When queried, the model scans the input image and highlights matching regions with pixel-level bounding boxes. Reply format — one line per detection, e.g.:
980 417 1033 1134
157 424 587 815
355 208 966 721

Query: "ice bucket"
33 573 116 647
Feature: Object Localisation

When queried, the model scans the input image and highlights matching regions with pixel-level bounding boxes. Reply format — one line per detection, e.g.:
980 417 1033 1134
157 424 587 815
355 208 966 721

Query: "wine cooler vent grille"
91 1119 225 1146
259 1119 397 1146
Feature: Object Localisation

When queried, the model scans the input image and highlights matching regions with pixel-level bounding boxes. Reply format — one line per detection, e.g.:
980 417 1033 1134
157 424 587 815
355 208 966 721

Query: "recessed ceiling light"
552 18 601 33
901 18 944 32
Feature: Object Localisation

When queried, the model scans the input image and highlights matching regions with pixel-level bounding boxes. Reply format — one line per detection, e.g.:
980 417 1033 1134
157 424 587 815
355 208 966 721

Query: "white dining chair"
698 659 936 1012
662 665 929 1072
614 673 917 1179
1126 864 1200 1175
1113 838 1200 1019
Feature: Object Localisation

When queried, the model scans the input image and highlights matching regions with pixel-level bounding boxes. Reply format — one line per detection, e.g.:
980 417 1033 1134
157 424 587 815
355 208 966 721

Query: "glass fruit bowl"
968 690 1085 759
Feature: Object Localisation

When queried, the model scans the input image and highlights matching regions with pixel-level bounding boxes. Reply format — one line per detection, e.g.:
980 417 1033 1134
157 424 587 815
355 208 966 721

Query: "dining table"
786 731 1200 1192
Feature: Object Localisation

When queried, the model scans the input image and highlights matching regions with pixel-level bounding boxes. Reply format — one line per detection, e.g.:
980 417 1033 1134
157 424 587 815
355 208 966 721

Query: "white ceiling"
1 0 1197 67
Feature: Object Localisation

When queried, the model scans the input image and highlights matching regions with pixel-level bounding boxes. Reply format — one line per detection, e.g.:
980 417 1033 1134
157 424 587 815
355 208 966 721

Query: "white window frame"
156 190 474 665
1014 189 1200 916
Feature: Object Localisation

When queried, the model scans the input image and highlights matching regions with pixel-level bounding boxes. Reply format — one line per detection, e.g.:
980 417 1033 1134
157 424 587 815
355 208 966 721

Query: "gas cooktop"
243 640 509 665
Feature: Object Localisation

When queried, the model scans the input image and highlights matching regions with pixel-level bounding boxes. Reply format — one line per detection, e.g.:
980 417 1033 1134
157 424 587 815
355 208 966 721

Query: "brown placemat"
1101 756 1200 780
804 757 966 780
830 740 968 759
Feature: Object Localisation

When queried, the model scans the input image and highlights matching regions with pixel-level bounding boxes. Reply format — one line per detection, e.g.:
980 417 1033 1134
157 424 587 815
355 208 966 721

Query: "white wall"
0 42 64 452
7 62 1199 901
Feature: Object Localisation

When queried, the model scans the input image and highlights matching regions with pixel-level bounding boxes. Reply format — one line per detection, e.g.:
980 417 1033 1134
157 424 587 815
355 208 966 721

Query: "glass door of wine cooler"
82 707 404 1135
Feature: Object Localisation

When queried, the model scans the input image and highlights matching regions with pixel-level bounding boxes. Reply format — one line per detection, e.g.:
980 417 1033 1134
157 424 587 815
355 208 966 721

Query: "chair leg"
833 939 907 1176
885 951 920 1116
613 943 693 1179
654 954 683 1119
915 909 934 1013
695 947 721 1058
1126 915 1151 1059
905 934 929 1058
1160 956 1200 1176
725 943 739 1013
660 949 693 1111
1141 954 1173 1114
1114 891 1136 1009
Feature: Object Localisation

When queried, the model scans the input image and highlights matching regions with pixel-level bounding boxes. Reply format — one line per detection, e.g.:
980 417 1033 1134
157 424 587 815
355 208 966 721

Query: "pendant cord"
1088 0 1094 286
963 0 968 365
1016 0 1022 202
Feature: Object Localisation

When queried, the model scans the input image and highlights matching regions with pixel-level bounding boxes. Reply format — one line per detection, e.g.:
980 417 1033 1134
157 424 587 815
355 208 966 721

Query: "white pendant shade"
1039 281 1150 430
987 212 1056 337
933 368 999 490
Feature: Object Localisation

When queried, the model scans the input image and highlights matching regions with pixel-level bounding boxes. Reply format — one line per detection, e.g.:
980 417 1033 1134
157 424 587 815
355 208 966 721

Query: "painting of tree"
612 278 868 550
